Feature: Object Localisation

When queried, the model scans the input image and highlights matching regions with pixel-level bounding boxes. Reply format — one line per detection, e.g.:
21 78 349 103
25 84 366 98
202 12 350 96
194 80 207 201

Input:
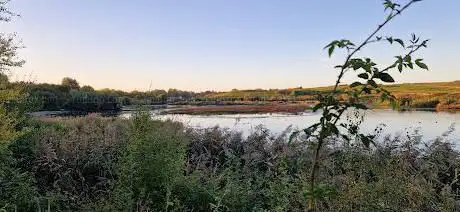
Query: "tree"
0 1 37 210
61 77 80 90
80 85 95 92
0 0 26 141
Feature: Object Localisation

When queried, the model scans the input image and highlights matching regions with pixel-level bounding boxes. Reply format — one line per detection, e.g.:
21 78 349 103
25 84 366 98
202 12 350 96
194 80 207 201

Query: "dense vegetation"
2 0 460 211
11 77 460 113
1 113 460 211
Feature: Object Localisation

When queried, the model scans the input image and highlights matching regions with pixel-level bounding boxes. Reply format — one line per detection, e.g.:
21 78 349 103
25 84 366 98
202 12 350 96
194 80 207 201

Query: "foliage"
291 0 430 210
33 116 130 210
0 112 460 211
109 111 188 211
3 0 460 211
61 77 80 90
0 1 38 210
20 79 460 113
80 85 95 92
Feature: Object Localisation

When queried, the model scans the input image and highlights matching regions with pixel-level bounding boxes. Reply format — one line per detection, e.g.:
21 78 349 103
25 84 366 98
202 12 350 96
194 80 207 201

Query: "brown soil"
163 103 313 115
437 103 460 111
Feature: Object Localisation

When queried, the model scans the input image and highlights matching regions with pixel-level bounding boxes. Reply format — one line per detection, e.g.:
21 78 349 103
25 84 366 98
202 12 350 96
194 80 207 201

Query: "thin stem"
332 0 419 93
308 138 323 212
307 1 421 211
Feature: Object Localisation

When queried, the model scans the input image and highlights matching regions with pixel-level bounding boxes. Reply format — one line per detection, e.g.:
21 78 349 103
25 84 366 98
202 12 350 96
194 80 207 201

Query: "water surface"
121 109 460 142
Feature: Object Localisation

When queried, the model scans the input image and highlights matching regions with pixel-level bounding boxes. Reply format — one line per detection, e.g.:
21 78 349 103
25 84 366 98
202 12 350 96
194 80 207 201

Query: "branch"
332 0 421 92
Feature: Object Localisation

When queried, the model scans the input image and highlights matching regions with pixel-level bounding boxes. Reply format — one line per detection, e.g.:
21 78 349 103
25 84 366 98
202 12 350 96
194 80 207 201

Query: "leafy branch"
297 1 429 211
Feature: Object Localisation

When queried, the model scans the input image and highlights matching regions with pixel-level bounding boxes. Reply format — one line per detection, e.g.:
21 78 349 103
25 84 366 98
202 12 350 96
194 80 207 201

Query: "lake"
120 109 460 142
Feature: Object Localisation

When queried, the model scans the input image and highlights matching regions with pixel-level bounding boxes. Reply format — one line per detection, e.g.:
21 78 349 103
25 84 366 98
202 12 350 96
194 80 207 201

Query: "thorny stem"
307 1 422 211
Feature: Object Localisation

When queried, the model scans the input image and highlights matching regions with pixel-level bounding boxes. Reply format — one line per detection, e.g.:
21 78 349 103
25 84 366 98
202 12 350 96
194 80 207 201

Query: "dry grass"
163 103 314 115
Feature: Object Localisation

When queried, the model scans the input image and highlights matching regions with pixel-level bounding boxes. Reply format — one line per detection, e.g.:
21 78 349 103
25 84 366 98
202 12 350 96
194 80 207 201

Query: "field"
162 81 460 114
23 80 460 113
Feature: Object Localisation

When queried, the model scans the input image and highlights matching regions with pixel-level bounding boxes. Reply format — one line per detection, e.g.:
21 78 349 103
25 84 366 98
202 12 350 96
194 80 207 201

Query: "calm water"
120 109 460 142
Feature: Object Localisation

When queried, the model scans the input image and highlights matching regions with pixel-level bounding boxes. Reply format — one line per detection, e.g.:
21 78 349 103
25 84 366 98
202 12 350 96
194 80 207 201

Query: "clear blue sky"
4 0 460 91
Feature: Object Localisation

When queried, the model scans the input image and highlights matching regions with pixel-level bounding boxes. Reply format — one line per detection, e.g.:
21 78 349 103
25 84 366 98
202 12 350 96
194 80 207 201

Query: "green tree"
0 1 37 210
80 85 95 92
61 77 80 90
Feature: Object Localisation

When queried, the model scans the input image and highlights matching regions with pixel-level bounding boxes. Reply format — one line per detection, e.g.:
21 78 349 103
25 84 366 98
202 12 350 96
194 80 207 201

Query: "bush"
411 98 440 108
109 111 188 211
31 116 130 210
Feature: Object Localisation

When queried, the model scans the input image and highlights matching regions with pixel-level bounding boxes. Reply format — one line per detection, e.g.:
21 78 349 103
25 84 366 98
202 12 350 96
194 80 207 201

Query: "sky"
3 0 460 91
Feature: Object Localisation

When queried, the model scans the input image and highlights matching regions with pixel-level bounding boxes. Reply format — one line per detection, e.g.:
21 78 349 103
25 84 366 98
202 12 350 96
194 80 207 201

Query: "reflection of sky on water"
121 110 460 142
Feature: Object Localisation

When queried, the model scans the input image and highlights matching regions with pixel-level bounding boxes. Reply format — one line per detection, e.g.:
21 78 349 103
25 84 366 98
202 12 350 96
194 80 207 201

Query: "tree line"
6 76 325 112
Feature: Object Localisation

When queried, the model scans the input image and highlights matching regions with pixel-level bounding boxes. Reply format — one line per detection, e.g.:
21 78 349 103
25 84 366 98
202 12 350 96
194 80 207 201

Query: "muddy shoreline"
160 103 314 115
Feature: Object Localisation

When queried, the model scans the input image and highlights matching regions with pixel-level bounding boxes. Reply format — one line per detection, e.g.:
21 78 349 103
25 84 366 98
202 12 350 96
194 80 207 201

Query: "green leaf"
394 39 405 48
386 37 393 44
328 45 335 57
368 80 378 88
363 65 372 73
352 60 362 70
398 63 403 72
404 55 412 63
324 41 339 57
415 59 429 70
312 103 323 112
350 82 362 88
407 62 414 69
379 73 395 83
358 73 369 80
303 123 321 138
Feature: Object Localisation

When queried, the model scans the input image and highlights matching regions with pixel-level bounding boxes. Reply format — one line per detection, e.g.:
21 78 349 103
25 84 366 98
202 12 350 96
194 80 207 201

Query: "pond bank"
160 103 314 115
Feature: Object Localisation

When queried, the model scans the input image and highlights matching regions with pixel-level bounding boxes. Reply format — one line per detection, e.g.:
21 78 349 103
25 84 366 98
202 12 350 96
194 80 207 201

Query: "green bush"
109 111 188 211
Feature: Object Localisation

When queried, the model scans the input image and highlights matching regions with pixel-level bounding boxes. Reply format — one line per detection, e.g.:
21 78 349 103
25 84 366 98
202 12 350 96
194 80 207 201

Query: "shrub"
32 116 130 210
110 111 188 211
411 98 440 108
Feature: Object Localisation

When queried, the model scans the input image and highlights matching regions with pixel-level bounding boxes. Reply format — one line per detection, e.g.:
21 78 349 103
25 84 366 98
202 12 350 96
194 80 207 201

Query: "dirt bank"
162 103 314 115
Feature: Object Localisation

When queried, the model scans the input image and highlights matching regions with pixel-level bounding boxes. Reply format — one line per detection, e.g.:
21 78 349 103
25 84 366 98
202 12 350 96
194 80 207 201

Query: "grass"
4 114 460 211
196 81 460 110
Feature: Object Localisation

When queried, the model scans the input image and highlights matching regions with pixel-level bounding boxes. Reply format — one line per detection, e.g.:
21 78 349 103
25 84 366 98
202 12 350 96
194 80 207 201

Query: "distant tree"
80 85 95 92
61 77 80 90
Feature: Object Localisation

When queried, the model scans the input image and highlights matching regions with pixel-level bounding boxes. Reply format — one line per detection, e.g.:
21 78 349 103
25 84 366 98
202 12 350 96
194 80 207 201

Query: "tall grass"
1 114 460 211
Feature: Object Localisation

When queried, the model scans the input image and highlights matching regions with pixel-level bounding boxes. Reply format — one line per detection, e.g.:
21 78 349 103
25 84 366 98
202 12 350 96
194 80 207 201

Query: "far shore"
28 102 460 117
161 103 314 115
